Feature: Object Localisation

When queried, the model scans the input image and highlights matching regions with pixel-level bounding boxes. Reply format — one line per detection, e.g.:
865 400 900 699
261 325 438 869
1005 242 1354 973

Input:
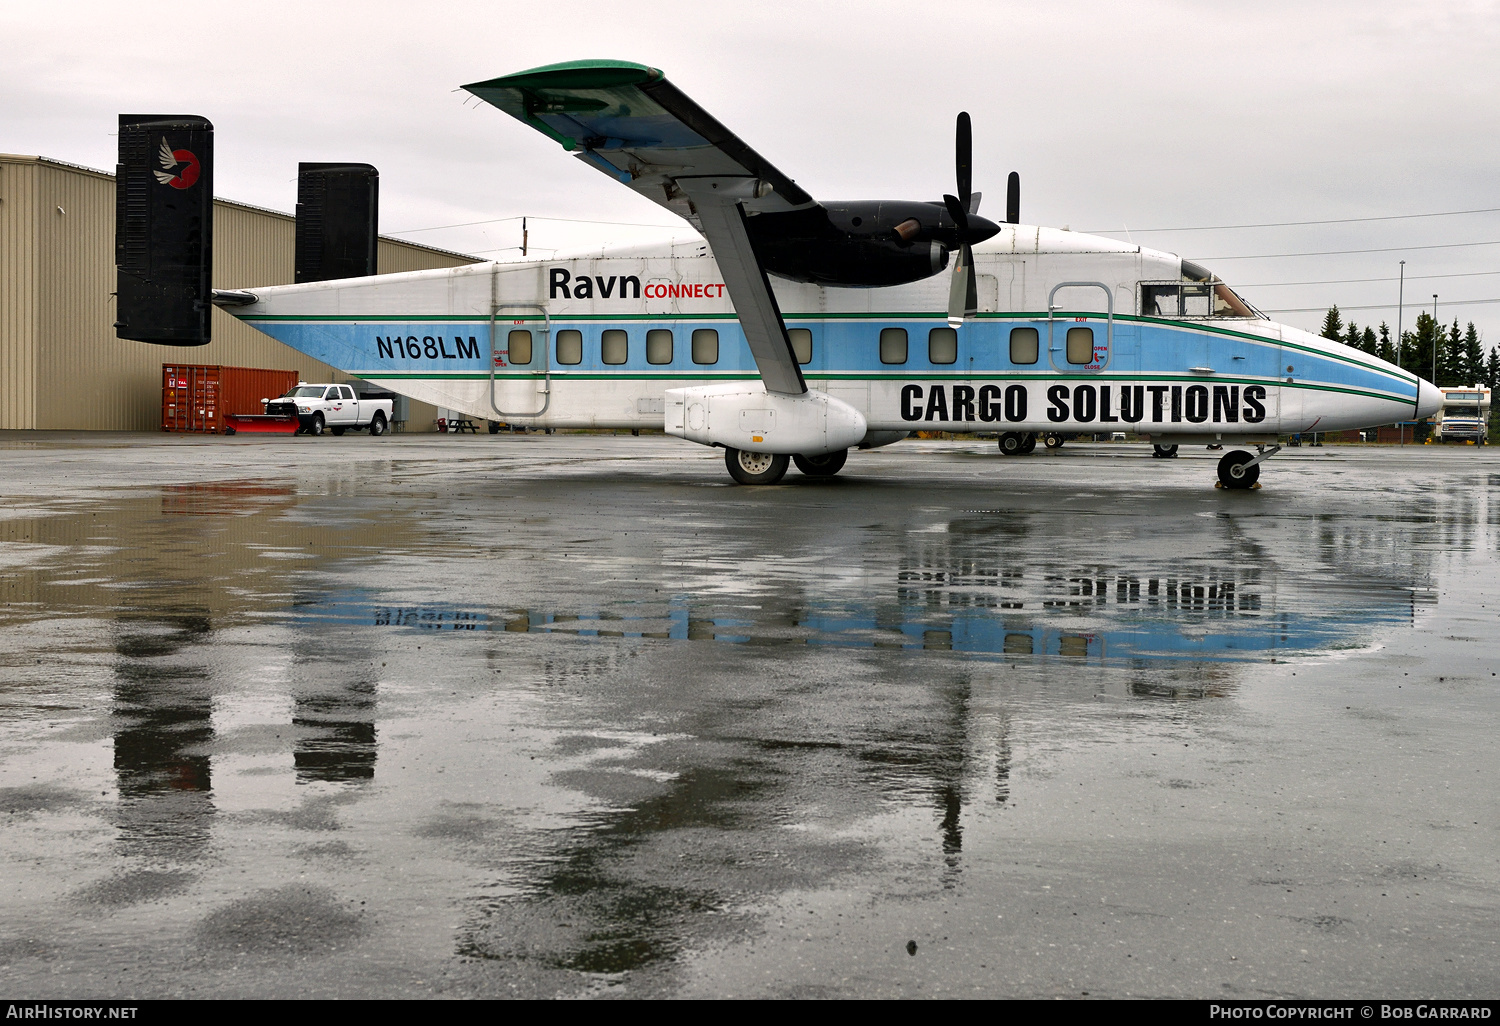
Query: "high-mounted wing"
463 60 812 396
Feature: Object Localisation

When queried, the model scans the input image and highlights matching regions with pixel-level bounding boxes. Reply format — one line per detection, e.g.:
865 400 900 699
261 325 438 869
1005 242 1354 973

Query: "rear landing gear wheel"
1019 432 1037 454
793 449 847 477
998 432 1026 455
1043 432 1064 450
1217 450 1259 489
726 448 790 485
1153 444 1179 458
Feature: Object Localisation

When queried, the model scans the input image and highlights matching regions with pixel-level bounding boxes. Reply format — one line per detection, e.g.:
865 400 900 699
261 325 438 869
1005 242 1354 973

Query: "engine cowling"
745 200 998 288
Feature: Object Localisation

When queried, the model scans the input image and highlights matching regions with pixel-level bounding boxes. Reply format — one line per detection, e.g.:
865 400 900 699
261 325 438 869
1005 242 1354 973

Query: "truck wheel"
310 413 325 436
792 449 847 477
331 426 346 436
370 413 386 436
725 448 789 485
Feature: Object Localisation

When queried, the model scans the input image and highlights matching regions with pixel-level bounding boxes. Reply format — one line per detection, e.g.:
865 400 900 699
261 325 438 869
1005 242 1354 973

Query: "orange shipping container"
162 365 301 434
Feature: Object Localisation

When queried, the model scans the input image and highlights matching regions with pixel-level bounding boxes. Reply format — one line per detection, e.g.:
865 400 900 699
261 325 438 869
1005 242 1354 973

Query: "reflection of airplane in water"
117 62 1443 489
309 561 1419 664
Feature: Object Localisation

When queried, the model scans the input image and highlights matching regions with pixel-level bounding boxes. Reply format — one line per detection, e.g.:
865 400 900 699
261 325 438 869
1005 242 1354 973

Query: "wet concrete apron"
0 433 1496 998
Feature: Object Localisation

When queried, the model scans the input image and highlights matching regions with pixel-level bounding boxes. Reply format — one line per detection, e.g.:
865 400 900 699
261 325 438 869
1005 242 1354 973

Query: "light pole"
1433 294 1439 384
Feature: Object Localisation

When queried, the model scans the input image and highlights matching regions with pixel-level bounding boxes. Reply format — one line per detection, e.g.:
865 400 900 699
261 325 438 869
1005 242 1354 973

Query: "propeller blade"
955 111 972 208
947 241 975 328
1006 171 1020 224
942 193 969 237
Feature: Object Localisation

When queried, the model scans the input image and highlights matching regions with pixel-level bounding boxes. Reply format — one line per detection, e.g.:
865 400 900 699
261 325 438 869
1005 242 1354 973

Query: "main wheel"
1018 433 1037 454
370 412 386 436
309 413 325 436
1217 450 1259 489
331 426 346 436
1153 444 1179 458
725 448 790 485
793 449 848 477
998 432 1026 455
1043 433 1064 449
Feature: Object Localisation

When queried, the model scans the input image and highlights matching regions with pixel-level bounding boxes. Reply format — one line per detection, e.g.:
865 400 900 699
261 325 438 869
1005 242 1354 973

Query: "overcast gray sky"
5 0 1499 347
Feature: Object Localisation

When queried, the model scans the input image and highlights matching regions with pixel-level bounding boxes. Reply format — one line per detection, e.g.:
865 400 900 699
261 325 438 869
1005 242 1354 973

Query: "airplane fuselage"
233 225 1438 443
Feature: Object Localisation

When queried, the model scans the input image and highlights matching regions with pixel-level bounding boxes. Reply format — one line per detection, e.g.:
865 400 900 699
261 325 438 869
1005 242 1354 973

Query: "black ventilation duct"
295 163 379 283
114 114 214 346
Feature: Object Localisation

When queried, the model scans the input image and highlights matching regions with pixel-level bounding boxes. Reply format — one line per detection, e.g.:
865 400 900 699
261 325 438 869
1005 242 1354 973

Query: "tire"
224 426 236 436
1043 433 1064 449
1217 450 1259 489
370 413 386 437
1019 433 1037 454
488 420 500 434
1153 444 1179 458
998 432 1025 456
309 413 325 437
331 426 346 436
725 447 790 485
793 449 848 477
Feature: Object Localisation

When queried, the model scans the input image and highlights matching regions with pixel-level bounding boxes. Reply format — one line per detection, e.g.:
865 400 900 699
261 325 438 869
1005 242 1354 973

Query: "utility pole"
522 217 528 257
1396 261 1405 443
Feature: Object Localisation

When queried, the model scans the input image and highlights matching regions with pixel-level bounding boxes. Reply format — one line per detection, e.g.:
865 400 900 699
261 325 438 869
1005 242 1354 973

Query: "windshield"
1444 406 1481 418
285 386 326 398
1141 261 1261 319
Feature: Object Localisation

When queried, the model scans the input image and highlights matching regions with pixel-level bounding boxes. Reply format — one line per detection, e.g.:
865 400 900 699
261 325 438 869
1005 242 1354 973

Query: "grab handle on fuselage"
1047 281 1114 372
489 297 551 420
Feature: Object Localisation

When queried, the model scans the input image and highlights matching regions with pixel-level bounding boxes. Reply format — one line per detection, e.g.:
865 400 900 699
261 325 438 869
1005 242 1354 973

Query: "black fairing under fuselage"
745 200 1000 287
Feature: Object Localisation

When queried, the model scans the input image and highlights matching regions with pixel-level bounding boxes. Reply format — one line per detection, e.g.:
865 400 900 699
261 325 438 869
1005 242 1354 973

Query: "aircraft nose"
1415 377 1443 419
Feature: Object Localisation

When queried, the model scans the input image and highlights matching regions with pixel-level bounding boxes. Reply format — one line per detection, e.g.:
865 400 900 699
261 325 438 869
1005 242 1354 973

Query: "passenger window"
691 328 719 365
879 327 908 365
556 329 582 365
1010 326 1039 364
1066 326 1095 365
508 329 533 365
341 386 355 400
601 329 628 365
928 327 957 365
788 328 813 365
324 387 339 400
646 328 673 365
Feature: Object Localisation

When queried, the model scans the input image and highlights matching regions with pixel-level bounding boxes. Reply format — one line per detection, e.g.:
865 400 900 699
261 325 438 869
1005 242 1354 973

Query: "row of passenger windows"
504 325 1098 366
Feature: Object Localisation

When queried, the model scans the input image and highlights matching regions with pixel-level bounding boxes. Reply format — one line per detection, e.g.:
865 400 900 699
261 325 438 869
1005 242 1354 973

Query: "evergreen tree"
1462 322 1484 386
1378 323 1396 364
1320 306 1344 341
1362 326 1378 355
1486 345 1500 391
1343 319 1361 351
1406 312 1440 379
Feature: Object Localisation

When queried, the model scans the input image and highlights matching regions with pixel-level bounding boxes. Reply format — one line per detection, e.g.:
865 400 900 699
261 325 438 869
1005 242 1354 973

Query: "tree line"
1321 306 1495 388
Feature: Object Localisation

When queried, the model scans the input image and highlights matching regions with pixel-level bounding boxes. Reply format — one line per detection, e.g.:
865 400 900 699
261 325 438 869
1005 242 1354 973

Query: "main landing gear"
998 432 1038 456
1216 445 1280 489
725 447 851 484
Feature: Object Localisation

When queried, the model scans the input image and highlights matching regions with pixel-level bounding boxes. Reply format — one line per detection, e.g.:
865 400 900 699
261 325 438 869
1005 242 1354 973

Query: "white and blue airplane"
214 60 1442 487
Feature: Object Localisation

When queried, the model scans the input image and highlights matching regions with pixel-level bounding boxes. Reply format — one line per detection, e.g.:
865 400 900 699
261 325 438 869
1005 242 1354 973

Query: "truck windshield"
285 386 326 398
1445 406 1480 418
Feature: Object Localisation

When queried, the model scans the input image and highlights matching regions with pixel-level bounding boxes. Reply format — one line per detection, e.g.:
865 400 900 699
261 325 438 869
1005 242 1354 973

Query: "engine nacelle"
665 383 867 456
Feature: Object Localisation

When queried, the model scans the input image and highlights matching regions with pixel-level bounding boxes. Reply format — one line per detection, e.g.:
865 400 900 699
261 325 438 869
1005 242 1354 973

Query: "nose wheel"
1216 446 1278 489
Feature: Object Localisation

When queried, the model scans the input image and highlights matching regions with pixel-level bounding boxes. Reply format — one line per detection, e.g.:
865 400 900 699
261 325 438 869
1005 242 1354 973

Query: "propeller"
943 112 980 328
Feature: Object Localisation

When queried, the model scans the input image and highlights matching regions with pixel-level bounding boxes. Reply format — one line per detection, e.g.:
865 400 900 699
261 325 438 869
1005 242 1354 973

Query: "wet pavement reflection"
0 434 1496 998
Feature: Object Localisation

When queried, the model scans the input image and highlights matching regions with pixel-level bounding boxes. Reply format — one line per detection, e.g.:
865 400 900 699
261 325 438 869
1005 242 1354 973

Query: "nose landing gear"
1216 445 1280 489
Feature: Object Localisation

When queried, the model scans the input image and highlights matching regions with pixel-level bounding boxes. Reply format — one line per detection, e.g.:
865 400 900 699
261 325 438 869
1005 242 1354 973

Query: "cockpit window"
1140 261 1260 319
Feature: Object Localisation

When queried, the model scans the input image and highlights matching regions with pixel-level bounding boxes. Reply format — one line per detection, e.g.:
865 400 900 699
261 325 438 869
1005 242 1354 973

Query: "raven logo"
153 138 200 189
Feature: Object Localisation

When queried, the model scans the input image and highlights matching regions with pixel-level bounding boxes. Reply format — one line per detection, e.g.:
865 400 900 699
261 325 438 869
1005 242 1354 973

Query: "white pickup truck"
266 383 394 436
